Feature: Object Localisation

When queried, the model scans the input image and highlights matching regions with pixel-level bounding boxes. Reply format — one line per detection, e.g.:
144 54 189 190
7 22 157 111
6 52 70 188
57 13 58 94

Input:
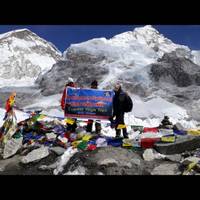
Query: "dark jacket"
113 89 127 117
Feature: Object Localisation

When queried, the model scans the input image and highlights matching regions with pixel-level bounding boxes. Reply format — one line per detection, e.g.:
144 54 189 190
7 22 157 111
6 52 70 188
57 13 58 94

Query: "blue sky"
0 25 200 52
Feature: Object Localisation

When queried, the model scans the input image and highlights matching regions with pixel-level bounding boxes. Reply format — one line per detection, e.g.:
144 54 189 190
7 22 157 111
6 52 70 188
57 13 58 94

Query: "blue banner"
65 87 114 120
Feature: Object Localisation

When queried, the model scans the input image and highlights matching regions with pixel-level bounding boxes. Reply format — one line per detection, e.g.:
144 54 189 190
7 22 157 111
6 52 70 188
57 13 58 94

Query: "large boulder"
143 148 165 161
21 146 49 164
165 154 182 162
61 147 169 175
3 137 23 159
50 147 66 156
154 135 200 155
0 152 58 175
151 163 181 175
0 155 22 173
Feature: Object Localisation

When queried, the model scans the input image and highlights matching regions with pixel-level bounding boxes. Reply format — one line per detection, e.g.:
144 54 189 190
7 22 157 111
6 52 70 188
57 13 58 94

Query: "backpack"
124 94 133 112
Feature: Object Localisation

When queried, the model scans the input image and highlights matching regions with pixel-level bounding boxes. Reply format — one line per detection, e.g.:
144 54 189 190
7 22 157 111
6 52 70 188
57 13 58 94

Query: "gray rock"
143 149 165 161
96 171 104 175
154 135 200 155
89 147 143 168
143 149 155 161
151 163 181 175
50 147 66 156
64 147 154 175
3 137 23 159
175 123 185 131
0 155 22 172
124 162 133 169
64 166 86 175
0 151 58 175
20 142 44 154
38 162 58 171
182 156 200 165
98 158 118 166
130 158 141 166
165 154 182 162
21 146 49 164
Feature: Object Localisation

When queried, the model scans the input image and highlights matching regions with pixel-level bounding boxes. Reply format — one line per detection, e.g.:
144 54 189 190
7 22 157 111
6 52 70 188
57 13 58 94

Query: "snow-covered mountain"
1 25 200 128
36 25 200 123
0 29 62 87
63 25 191 59
38 25 195 94
191 50 200 66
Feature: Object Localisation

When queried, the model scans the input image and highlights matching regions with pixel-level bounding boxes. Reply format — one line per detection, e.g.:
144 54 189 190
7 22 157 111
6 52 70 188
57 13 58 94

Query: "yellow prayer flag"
65 118 75 125
117 124 126 129
161 136 175 143
82 134 92 142
187 129 200 136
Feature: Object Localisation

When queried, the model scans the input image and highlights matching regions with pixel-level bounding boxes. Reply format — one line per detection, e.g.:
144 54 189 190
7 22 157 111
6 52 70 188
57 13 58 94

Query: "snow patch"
64 166 86 175
54 147 78 175
0 108 30 127
132 96 188 120
0 77 36 88
24 94 61 110
191 50 200 66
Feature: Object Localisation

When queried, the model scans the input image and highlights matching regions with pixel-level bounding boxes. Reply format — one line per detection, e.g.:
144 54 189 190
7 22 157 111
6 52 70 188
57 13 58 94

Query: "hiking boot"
115 134 121 138
86 123 93 133
123 135 129 139
95 121 101 134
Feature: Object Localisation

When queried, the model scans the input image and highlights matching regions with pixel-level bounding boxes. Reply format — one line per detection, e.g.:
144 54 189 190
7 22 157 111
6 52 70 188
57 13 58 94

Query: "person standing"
61 77 77 132
61 77 76 111
111 83 130 138
86 80 101 134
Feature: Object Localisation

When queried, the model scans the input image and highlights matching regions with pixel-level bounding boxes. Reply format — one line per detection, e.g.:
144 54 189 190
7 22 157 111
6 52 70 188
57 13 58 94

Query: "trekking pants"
115 112 127 137
86 119 101 133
